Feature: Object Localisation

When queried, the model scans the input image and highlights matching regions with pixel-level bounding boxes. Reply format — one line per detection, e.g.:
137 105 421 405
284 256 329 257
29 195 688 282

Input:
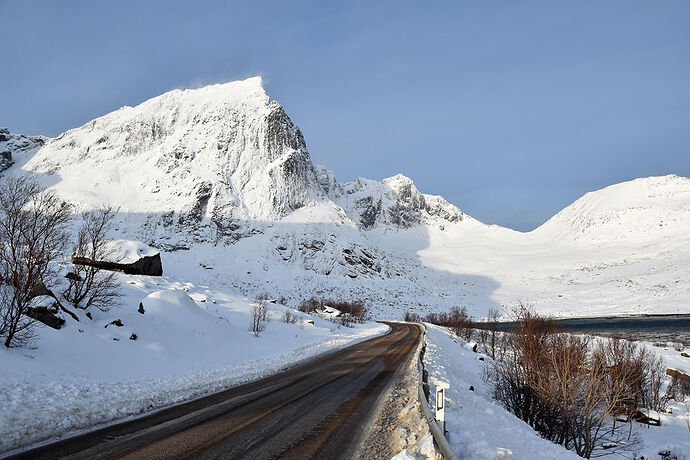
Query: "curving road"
7 322 421 460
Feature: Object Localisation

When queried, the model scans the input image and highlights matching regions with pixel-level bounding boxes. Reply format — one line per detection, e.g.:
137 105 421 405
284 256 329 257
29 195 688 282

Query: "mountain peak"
121 76 270 117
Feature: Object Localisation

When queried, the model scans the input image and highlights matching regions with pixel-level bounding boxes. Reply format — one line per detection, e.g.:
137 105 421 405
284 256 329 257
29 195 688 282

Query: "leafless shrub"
298 297 321 313
62 207 121 311
641 351 673 412
422 307 476 342
447 306 474 341
328 299 368 323
0 176 72 348
484 305 647 459
403 310 420 322
281 308 297 324
483 307 501 360
250 294 270 337
298 297 368 326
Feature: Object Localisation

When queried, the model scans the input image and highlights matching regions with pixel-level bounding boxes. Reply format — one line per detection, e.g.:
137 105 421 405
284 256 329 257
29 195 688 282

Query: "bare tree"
281 308 297 324
250 294 270 336
62 207 121 311
0 176 72 347
485 307 501 360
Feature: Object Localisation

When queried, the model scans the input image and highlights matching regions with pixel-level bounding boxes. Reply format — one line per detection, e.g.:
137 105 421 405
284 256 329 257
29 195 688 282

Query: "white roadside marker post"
433 379 450 435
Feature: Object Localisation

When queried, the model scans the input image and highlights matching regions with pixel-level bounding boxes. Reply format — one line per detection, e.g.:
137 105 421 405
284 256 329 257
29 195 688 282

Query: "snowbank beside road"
423 324 582 459
423 324 690 459
0 280 388 455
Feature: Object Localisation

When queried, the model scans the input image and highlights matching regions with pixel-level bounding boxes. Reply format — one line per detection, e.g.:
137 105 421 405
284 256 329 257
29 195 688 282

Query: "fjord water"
557 315 690 345
497 315 690 345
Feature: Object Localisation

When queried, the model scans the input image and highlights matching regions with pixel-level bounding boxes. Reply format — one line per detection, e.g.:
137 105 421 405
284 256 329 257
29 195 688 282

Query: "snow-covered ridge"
535 174 690 242
4 77 467 250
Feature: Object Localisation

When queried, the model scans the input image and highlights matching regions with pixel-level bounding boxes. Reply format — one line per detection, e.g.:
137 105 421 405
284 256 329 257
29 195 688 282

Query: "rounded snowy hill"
534 174 690 243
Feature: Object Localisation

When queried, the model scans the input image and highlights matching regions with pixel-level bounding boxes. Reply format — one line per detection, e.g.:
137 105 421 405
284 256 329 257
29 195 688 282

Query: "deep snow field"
423 324 690 460
0 242 388 455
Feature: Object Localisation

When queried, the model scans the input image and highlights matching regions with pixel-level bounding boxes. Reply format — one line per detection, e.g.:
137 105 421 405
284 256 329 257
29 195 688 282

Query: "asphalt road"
8 322 421 460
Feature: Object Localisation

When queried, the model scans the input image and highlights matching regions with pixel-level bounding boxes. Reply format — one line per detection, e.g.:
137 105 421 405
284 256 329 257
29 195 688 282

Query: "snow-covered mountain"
535 174 690 243
2 77 689 318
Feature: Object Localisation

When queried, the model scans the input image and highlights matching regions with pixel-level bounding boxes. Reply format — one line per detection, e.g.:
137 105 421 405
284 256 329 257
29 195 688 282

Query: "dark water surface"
498 315 690 346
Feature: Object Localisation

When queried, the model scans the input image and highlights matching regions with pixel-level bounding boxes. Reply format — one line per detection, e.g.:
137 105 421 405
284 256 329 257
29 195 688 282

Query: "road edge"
416 323 460 460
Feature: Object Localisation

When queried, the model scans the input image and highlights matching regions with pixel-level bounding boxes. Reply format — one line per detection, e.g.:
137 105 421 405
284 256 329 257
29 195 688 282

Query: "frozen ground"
423 324 690 459
0 246 388 455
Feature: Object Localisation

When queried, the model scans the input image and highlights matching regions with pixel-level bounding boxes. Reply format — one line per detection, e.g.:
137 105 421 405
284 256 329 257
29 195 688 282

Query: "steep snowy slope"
3 77 689 318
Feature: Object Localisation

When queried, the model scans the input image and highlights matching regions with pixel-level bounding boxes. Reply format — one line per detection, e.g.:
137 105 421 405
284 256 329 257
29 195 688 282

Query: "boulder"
26 306 65 330
72 252 163 276
667 368 690 384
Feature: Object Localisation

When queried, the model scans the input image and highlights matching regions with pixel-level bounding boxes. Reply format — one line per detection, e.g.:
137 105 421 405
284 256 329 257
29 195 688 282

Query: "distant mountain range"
2 77 689 318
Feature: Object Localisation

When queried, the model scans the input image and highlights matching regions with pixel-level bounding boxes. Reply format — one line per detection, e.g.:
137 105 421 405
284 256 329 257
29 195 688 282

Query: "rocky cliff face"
336 174 465 230
0 128 45 173
16 78 331 246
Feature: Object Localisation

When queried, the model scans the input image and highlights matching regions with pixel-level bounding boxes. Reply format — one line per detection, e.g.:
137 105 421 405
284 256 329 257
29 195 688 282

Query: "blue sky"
1 1 688 231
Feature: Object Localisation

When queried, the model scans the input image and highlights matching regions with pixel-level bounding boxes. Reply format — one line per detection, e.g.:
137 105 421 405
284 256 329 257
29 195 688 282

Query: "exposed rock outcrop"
72 252 163 276
0 127 46 173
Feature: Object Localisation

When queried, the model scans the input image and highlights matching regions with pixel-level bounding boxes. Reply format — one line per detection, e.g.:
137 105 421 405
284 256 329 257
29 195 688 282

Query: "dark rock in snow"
72 252 163 276
0 150 12 172
26 306 65 330
65 272 83 281
28 280 53 299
